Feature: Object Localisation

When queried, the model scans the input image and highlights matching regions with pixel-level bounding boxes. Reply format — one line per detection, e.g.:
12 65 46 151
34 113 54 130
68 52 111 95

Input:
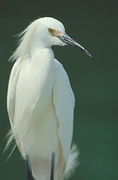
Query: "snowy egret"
6 17 91 180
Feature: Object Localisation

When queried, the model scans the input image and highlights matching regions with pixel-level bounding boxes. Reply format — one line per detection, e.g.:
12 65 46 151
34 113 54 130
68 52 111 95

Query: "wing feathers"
53 59 75 163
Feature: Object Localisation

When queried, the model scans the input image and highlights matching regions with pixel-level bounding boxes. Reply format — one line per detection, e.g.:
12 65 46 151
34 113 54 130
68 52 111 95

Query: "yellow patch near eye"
48 28 55 36
48 28 61 37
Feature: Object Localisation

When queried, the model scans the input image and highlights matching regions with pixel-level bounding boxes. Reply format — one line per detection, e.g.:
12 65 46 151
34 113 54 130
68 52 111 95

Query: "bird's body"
6 17 91 180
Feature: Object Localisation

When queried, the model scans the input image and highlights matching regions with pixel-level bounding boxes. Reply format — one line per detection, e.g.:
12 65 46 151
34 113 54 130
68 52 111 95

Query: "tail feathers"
64 144 79 179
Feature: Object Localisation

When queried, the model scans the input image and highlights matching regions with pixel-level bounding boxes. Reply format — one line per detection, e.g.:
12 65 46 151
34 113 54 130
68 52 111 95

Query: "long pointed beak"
58 33 92 57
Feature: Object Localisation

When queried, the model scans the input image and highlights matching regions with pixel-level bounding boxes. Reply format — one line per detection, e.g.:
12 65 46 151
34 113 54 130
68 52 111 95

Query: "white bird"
6 17 91 180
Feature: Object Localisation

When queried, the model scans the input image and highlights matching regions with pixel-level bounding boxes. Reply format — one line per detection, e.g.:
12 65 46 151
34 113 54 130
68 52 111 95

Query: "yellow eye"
48 28 54 35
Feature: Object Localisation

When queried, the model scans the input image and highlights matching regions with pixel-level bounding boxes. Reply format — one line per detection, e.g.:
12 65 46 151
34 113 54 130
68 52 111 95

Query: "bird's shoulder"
54 58 68 79
53 58 75 105
54 58 63 70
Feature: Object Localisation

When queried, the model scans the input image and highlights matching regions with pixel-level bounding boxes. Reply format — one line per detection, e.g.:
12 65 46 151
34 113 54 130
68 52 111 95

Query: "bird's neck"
30 47 54 64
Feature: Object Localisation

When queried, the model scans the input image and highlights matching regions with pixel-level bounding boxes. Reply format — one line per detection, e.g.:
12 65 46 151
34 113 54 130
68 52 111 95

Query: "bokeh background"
0 0 118 180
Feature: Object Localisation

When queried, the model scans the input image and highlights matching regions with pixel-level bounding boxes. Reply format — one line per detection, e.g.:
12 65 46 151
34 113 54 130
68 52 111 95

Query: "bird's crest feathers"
10 19 40 62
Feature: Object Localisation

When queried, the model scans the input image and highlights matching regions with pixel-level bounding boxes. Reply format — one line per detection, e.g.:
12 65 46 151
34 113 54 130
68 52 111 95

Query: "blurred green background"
0 0 118 180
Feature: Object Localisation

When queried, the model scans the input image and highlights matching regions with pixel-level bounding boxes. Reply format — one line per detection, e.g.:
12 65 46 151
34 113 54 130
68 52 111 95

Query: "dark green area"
0 1 118 180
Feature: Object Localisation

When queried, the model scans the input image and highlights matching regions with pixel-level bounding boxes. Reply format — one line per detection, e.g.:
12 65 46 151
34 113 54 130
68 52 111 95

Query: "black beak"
58 33 92 57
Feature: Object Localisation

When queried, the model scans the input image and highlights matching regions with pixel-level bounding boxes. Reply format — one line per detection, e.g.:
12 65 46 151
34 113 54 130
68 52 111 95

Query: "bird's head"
34 17 91 57
33 17 66 48
11 17 91 61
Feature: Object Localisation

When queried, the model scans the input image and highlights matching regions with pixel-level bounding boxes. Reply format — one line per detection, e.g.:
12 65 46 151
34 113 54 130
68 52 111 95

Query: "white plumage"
6 17 91 180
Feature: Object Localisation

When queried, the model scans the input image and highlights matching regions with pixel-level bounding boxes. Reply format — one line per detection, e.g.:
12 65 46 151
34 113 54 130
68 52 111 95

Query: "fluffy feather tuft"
4 129 16 161
9 19 40 62
64 144 79 179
